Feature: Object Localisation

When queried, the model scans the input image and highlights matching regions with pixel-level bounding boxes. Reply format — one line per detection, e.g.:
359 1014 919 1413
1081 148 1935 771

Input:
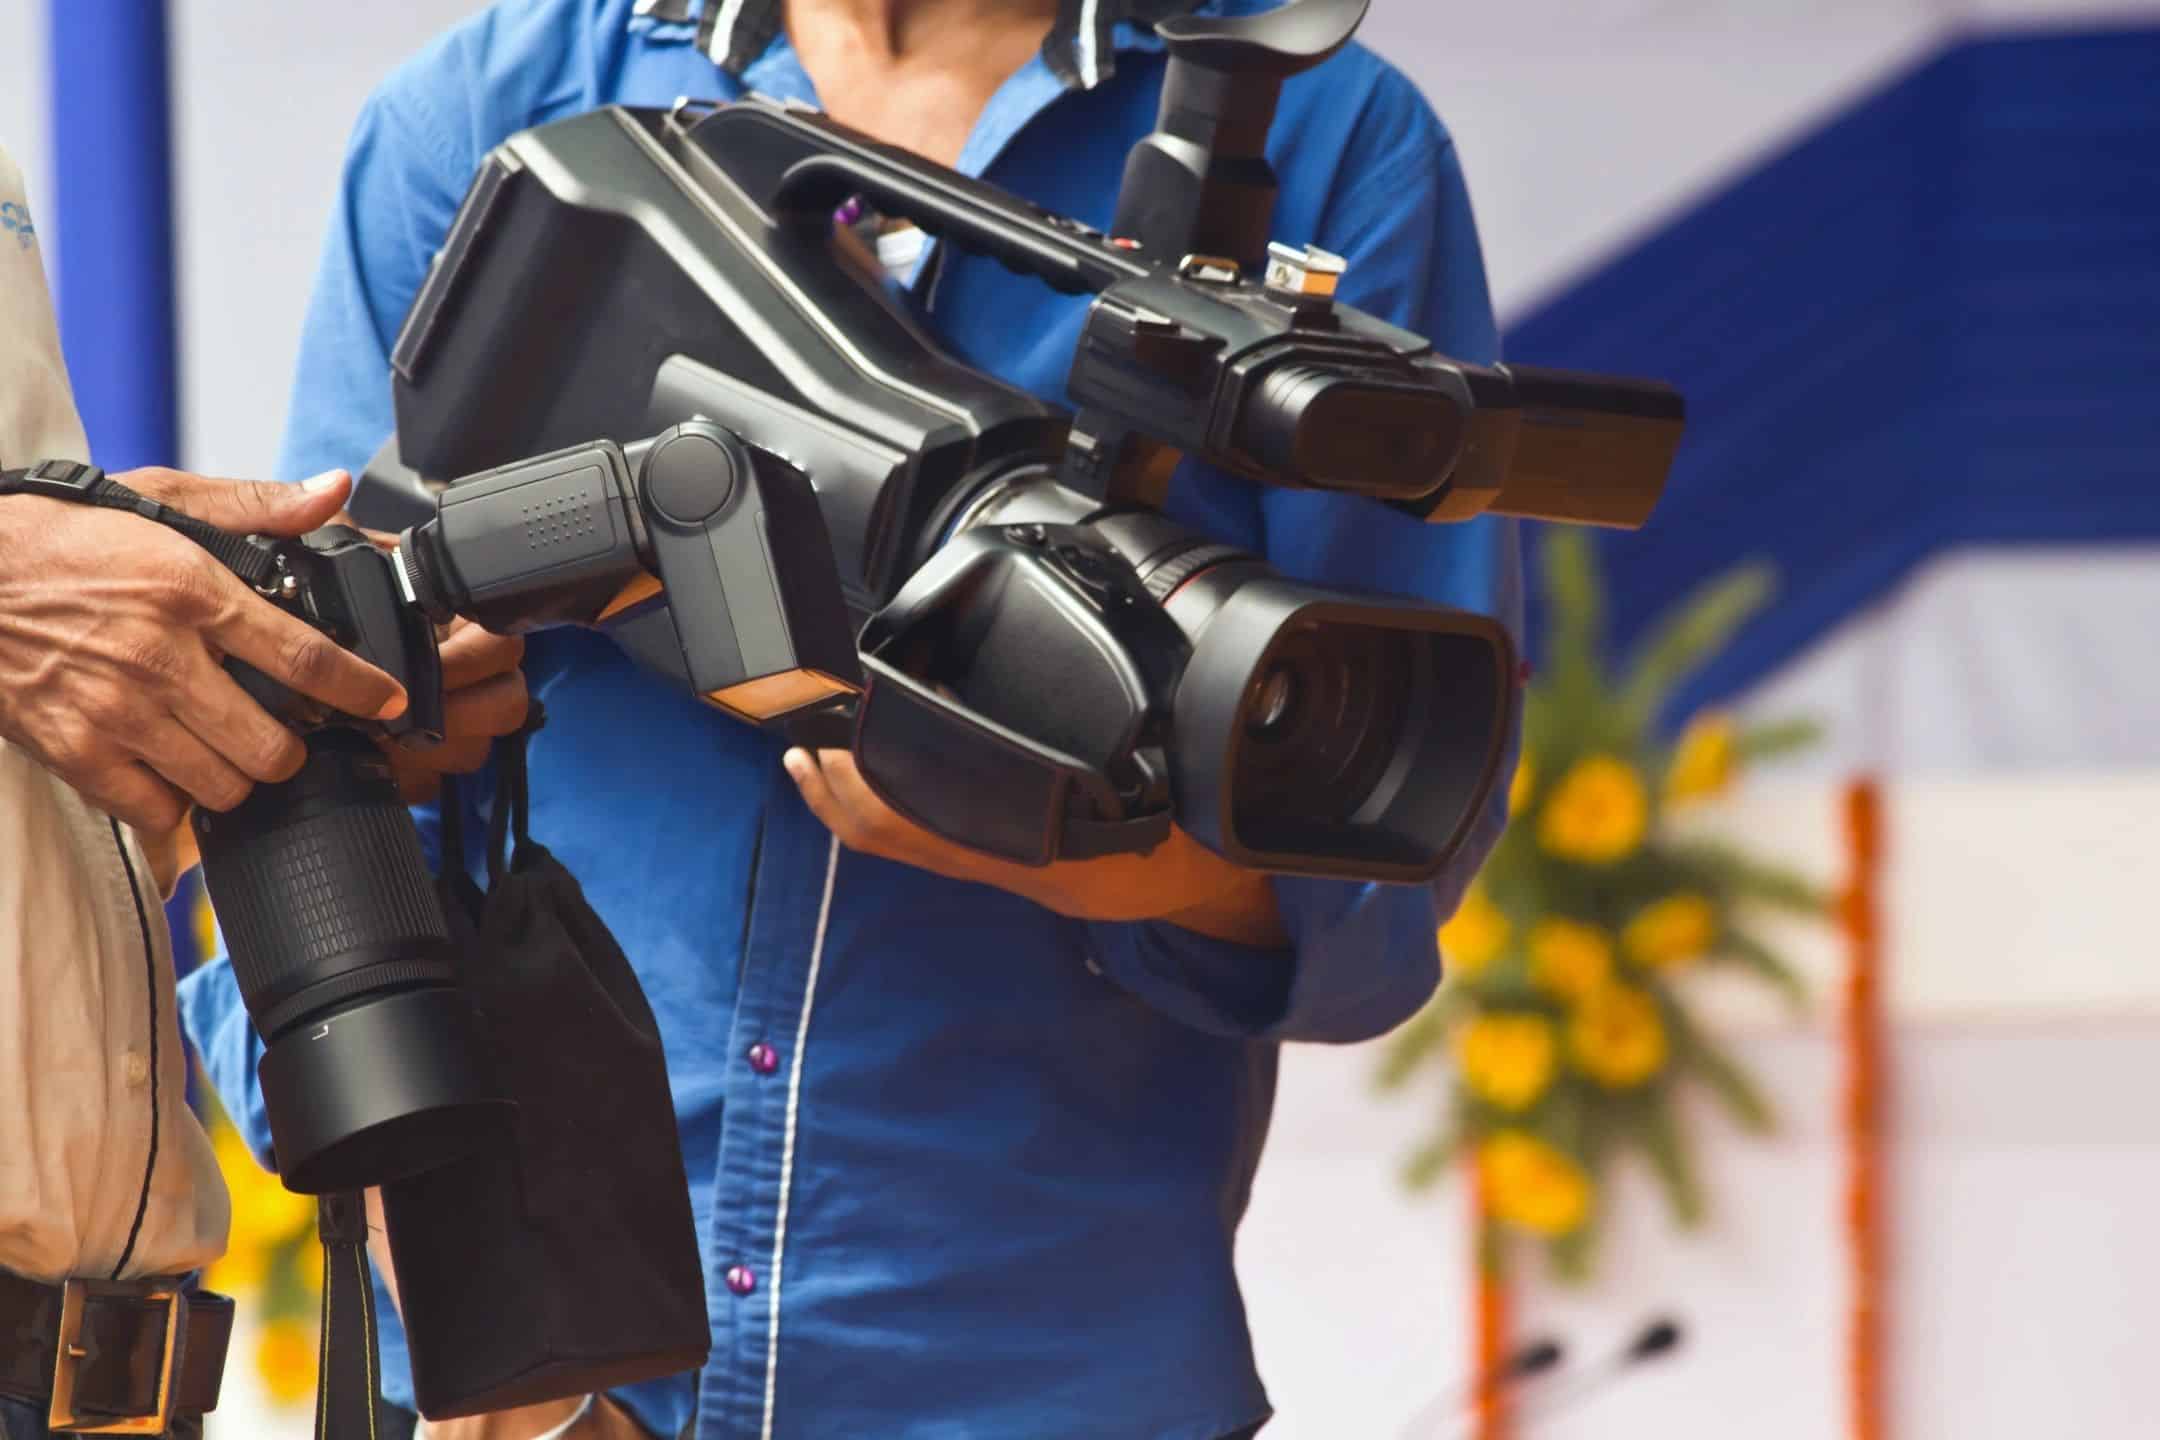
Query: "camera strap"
0 460 284 591
313 1190 389 1440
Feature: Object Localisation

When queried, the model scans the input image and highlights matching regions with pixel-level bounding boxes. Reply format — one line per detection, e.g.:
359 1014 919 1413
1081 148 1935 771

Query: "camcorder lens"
1231 622 1415 832
1247 665 1298 737
1165 566 1513 882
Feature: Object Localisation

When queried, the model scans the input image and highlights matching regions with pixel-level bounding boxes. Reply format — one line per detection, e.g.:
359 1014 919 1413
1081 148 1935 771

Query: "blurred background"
6 0 2158 1434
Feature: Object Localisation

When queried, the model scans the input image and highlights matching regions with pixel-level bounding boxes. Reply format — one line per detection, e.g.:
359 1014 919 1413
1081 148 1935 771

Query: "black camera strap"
314 1191 389 1440
0 460 283 591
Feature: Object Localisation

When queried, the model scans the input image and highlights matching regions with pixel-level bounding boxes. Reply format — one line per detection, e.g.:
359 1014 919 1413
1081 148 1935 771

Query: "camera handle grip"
771 154 1131 295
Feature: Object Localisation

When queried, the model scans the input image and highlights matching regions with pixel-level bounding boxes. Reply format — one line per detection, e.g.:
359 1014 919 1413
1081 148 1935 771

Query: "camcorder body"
175 0 1687 1418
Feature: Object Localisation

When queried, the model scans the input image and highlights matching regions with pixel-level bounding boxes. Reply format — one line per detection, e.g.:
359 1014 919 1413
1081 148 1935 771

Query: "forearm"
1162 857 1286 948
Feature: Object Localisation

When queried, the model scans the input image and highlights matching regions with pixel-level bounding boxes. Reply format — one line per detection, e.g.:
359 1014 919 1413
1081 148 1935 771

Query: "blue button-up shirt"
178 3 1521 1436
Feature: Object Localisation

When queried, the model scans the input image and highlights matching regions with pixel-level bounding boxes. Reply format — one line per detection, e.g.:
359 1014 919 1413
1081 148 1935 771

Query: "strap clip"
1 459 109 503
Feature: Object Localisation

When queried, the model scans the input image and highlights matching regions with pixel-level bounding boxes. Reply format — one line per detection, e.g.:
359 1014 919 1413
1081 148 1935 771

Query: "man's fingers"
442 672 529 744
134 717 257 814
174 659 309 783
204 566 406 721
784 748 848 837
438 622 526 691
119 467 352 538
812 748 891 824
71 761 191 836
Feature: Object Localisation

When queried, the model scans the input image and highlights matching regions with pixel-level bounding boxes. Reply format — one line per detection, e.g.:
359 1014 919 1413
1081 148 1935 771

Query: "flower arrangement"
1380 529 1826 1278
200 1089 324 1408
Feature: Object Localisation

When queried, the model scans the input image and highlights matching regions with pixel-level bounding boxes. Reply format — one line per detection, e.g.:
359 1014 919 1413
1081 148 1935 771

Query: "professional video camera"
192 0 1680 1293
352 0 1682 884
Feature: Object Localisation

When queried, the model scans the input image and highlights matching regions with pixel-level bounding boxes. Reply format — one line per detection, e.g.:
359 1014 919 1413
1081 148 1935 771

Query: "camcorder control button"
643 430 739 527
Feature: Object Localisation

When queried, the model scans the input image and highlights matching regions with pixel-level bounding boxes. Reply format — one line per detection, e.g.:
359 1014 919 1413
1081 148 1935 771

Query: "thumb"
120 466 353 537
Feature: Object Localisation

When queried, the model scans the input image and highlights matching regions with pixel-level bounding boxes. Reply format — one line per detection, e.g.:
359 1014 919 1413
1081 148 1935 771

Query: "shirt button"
122 1052 150 1088
747 1042 778 1075
726 1265 756 1296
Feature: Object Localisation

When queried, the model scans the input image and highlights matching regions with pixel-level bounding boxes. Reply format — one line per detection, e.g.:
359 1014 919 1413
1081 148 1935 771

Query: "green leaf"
1477 1217 1510 1279
1616 563 1776 732
1403 1126 1465 1191
1539 528 1606 660
1548 1224 1597 1284
1535 530 1610 725
1633 1094 1705 1227
1736 716 1826 765
1721 929 1812 1011
1667 1005 1776 1133
1666 840 1832 916
1376 999 1457 1089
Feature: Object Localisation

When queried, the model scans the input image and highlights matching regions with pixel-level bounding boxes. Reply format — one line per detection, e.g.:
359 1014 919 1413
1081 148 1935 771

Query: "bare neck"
786 0 1060 63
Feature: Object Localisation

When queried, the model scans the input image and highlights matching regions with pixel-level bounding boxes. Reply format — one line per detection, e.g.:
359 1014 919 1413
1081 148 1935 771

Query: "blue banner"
47 0 179 474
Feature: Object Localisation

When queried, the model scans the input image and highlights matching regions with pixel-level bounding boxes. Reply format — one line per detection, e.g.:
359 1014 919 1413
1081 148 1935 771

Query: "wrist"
418 1393 595 1440
1162 865 1286 947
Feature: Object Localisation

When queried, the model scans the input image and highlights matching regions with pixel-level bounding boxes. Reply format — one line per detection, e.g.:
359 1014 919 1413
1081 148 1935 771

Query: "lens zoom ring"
254 960 457 1038
1141 542 1248 602
210 803 450 1010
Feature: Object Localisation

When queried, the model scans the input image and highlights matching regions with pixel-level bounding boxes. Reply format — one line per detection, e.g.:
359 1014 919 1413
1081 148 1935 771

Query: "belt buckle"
47 1278 182 1435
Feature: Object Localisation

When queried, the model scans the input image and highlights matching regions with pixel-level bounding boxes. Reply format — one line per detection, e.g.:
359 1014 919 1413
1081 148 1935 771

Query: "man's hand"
382 618 529 804
784 747 1288 947
0 468 407 832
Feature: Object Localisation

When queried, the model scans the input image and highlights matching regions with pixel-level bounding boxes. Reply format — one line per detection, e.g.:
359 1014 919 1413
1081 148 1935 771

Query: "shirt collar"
631 0 1215 92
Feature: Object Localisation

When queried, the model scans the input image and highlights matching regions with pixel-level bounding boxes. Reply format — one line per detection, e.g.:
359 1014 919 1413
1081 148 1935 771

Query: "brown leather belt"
0 1270 232 1434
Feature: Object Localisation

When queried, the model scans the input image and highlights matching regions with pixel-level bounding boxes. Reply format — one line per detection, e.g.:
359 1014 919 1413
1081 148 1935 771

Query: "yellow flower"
1477 1131 1592 1237
1508 753 1535 816
203 1242 266 1298
1527 919 1614 1002
191 888 222 970
1667 712 1737 805
213 1125 315 1254
1453 1014 1557 1112
1624 893 1718 972
1439 884 1509 976
292 1237 324 1299
255 1316 318 1408
1537 755 1648 864
1567 984 1668 1088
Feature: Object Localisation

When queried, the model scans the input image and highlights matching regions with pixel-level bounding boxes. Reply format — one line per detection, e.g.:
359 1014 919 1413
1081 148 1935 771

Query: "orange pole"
1841 779 1887 1440
1470 1185 1511 1440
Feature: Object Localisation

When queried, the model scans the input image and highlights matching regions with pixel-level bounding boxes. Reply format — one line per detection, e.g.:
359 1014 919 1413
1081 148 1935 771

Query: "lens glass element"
1232 621 1414 830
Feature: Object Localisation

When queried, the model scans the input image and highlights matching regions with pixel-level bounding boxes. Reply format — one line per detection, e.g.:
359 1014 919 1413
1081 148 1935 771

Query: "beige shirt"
0 142 229 1284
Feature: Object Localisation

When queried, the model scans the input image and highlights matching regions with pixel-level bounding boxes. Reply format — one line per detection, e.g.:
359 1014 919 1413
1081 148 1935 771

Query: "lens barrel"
192 728 508 1193
1076 506 1515 881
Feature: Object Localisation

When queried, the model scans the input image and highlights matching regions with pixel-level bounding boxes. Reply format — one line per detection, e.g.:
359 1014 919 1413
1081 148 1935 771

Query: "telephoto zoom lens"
192 728 509 1193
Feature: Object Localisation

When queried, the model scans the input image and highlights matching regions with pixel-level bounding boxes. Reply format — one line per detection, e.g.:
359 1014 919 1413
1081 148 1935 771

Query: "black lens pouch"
377 705 709 1419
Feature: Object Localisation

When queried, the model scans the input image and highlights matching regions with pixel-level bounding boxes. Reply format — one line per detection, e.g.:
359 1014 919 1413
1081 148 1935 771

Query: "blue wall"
46 0 201 972
1506 28 2160 726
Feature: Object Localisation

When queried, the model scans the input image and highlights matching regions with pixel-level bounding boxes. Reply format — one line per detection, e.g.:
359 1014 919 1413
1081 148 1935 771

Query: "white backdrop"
6 2 2160 1436
9 0 2157 478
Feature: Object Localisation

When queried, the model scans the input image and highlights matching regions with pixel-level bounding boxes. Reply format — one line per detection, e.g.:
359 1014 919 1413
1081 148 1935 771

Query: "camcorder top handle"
744 0 1369 284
